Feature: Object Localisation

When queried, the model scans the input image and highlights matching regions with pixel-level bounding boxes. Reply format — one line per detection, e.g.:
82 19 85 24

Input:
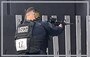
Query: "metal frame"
1 1 89 57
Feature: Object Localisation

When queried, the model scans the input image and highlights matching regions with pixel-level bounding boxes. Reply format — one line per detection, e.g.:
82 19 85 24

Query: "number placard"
15 38 27 51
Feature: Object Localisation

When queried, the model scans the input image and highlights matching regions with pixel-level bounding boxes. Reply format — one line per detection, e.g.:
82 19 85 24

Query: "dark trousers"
17 50 47 57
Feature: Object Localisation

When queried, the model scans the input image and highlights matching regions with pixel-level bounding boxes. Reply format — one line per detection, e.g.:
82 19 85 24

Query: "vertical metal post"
15 15 22 30
50 15 59 57
64 15 71 57
53 36 59 57
42 15 49 54
76 15 81 57
86 16 90 57
42 15 48 22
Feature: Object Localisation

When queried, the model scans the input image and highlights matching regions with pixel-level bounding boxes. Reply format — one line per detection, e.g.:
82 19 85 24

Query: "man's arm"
41 21 64 36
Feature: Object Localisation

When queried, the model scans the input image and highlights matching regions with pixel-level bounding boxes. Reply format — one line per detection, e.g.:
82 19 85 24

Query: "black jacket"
20 19 64 54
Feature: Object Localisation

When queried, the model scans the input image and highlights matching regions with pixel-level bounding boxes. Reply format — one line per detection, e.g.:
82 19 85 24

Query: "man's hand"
59 24 63 28
58 22 65 29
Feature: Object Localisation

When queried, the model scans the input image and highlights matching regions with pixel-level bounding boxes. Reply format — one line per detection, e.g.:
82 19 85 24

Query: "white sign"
15 38 27 51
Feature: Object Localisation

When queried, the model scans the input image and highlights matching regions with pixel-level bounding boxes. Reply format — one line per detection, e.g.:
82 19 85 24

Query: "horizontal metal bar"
2 55 88 57
1 1 88 3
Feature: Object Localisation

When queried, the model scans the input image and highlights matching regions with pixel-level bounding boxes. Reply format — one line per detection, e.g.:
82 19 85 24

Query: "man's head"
25 7 40 21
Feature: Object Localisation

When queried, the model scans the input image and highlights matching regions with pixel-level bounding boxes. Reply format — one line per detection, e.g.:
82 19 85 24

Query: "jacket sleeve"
41 21 64 36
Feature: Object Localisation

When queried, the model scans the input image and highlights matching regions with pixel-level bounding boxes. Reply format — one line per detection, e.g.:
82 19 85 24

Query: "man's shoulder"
40 21 49 25
40 21 53 28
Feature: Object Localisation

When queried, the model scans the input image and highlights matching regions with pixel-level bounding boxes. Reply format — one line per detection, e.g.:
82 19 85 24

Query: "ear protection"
34 11 40 19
